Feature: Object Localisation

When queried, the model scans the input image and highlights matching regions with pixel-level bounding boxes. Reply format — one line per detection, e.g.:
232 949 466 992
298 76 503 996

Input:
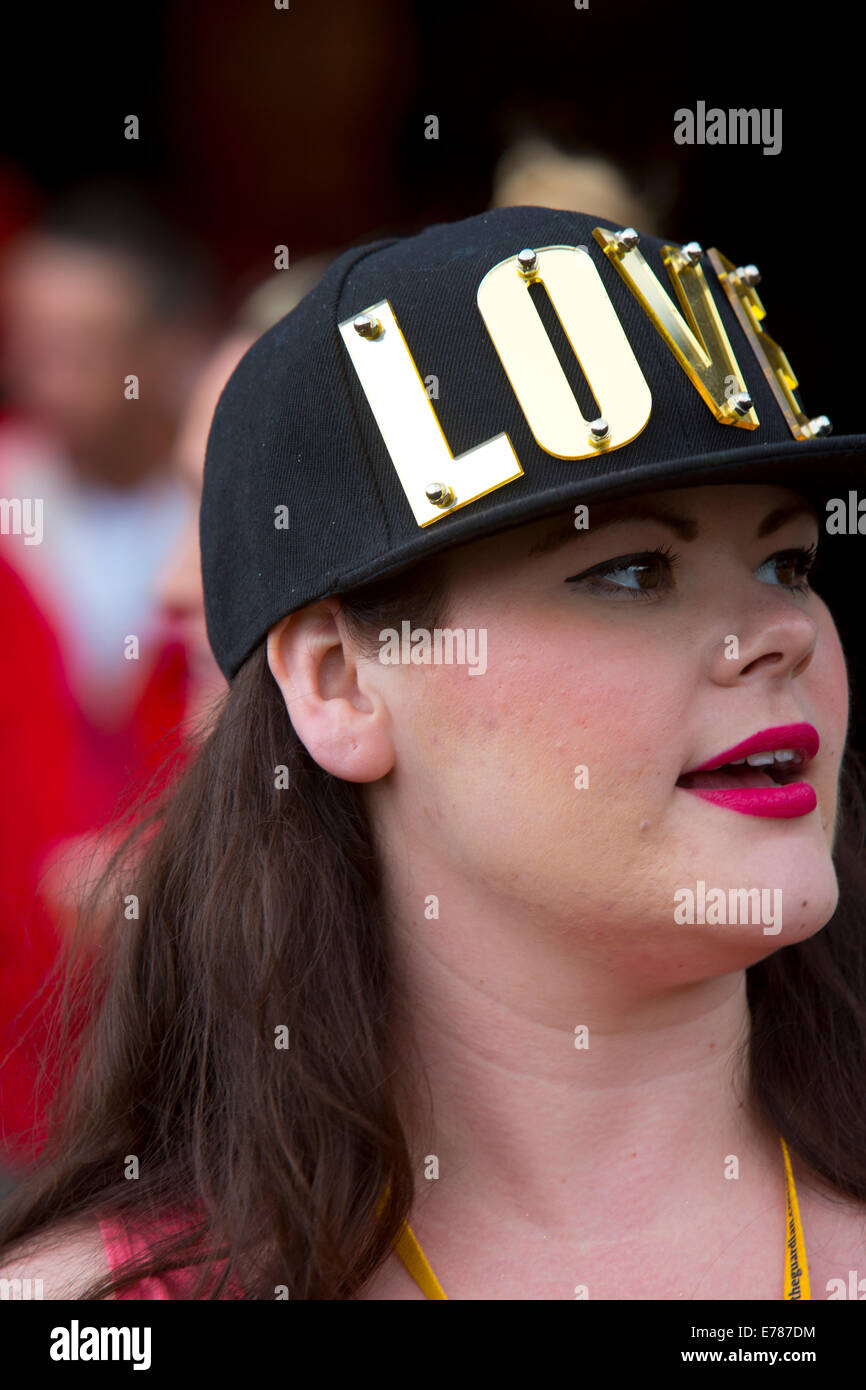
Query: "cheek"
823 618 849 735
809 608 850 794
401 605 685 820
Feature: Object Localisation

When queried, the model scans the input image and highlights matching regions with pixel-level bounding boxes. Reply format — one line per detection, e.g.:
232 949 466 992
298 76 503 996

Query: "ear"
266 598 395 782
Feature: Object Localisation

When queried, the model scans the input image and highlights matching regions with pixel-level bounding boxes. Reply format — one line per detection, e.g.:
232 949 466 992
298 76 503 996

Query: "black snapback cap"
200 204 866 683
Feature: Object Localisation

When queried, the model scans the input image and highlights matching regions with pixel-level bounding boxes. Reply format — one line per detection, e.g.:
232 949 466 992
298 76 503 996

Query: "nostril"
793 650 815 678
741 652 784 676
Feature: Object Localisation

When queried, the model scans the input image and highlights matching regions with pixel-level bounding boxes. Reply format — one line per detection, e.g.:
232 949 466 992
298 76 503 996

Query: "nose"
706 594 818 687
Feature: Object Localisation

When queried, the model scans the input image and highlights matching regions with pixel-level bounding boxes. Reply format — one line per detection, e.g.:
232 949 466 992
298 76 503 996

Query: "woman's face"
366 482 848 977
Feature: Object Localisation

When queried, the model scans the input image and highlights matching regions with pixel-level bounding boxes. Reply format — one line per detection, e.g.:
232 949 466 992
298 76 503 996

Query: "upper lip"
681 722 820 775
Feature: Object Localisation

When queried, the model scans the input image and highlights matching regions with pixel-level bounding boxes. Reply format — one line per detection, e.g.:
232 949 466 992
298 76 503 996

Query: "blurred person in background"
35 254 331 942
490 133 660 233
155 252 331 739
0 185 215 1179
0 554 77 1190
0 182 216 792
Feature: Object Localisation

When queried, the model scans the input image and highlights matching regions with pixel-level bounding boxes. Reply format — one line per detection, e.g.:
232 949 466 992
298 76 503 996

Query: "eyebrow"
526 500 821 558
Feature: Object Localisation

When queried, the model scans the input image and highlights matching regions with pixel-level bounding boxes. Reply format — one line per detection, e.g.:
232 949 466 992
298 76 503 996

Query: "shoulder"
0 1217 115 1300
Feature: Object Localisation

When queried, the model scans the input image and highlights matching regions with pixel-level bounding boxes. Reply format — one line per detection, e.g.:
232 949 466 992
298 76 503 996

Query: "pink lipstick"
676 723 819 819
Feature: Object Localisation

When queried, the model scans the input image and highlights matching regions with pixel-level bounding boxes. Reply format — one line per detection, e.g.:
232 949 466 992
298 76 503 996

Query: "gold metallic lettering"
594 227 759 429
476 246 652 458
338 299 523 527
707 248 827 440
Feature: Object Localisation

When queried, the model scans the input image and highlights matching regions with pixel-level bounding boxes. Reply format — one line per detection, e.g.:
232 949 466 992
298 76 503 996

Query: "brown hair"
1 552 865 1298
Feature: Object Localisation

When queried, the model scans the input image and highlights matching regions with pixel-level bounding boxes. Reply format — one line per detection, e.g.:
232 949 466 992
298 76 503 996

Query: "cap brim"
337 434 866 587
449 433 866 544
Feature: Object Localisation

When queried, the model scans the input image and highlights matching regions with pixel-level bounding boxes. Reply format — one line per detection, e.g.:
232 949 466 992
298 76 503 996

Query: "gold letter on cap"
339 299 523 527
594 227 759 430
476 245 652 458
707 248 829 440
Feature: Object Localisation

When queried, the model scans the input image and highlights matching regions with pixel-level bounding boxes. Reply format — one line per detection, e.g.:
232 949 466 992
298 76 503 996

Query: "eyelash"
564 542 819 600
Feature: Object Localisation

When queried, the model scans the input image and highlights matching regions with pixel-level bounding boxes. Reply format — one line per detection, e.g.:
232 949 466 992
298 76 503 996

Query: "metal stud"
516 248 538 277
734 264 761 287
725 392 754 418
588 417 610 444
425 481 455 507
612 227 640 255
808 415 833 437
681 241 703 265
353 314 382 340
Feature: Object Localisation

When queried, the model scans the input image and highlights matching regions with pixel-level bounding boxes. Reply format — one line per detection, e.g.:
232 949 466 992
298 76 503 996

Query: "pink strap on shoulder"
98 1211 240 1300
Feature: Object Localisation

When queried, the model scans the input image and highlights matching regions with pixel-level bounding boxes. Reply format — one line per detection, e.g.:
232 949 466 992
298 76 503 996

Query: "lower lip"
678 783 817 818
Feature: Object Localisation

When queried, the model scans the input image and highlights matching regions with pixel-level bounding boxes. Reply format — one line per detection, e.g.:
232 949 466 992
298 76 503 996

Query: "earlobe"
265 604 396 783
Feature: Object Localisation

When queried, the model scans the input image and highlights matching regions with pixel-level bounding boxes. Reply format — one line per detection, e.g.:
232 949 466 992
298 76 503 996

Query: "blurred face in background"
158 256 327 734
0 234 206 484
155 330 255 732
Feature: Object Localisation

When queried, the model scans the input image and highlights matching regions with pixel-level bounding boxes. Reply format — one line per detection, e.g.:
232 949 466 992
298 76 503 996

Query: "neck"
386 897 779 1235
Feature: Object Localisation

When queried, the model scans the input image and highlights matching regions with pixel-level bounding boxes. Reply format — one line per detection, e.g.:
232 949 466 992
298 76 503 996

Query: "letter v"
593 226 759 430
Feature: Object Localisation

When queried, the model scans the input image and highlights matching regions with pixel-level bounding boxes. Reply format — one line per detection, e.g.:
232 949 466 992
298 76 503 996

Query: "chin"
672 849 839 953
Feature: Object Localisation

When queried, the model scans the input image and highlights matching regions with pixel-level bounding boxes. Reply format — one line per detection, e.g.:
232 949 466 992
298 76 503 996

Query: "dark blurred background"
1 0 860 425
0 0 861 1189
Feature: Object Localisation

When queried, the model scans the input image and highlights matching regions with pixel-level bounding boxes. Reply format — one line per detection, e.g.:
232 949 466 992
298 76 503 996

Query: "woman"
1 204 865 1300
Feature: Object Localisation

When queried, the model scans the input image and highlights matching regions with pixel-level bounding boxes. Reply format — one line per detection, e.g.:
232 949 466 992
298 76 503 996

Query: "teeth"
731 748 801 768
693 747 806 774
722 750 800 772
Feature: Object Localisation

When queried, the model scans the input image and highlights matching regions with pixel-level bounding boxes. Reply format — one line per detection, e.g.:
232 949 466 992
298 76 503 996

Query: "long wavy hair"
1 549 866 1299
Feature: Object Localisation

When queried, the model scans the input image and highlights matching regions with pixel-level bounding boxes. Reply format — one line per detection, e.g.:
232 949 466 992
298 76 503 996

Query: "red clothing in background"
0 552 190 1165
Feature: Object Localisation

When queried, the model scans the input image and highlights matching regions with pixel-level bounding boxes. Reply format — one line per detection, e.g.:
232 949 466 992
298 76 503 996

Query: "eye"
755 544 818 595
564 543 680 600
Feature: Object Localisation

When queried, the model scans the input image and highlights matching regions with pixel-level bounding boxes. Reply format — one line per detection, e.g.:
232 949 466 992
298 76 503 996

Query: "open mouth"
676 750 809 793
674 724 819 818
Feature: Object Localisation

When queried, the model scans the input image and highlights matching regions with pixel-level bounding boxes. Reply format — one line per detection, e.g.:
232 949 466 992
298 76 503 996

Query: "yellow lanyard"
385 1135 809 1301
780 1135 811 1299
